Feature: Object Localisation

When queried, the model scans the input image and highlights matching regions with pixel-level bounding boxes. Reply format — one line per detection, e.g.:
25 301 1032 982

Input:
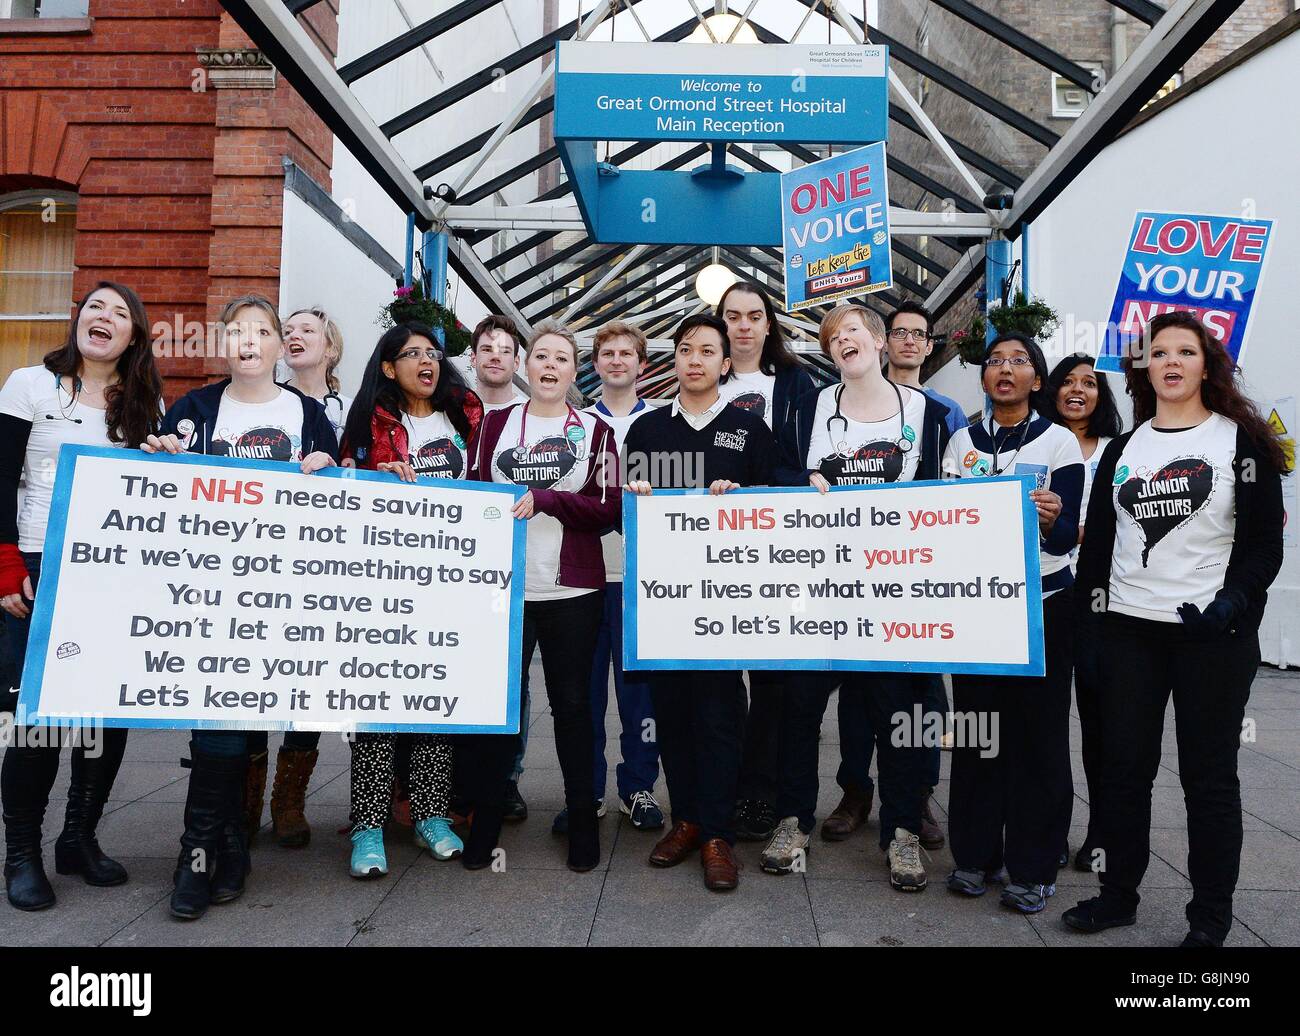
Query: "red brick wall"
0 0 338 401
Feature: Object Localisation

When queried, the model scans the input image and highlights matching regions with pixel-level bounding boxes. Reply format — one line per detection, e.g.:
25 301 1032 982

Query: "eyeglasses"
984 356 1033 367
397 347 443 362
887 329 930 341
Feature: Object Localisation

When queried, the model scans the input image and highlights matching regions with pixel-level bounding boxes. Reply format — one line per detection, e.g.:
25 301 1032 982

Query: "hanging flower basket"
948 292 1060 366
378 284 472 356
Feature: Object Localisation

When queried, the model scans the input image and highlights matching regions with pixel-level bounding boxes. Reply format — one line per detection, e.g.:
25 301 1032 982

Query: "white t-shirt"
718 370 776 429
490 405 602 601
210 388 303 462
482 391 527 413
805 384 926 486
1108 415 1237 622
0 365 119 552
1079 435 1113 527
943 416 1085 595
402 411 467 480
584 399 649 583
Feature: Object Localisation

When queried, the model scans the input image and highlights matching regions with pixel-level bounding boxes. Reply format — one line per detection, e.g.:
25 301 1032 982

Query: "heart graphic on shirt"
495 435 577 489
727 392 767 419
820 441 904 485
411 437 463 479
1116 455 1215 567
212 425 296 461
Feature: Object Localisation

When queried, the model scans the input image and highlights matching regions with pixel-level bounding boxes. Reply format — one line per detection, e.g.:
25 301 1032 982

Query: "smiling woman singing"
1066 310 1284 947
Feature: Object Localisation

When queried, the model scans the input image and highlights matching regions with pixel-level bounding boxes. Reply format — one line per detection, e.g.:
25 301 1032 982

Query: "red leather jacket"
343 391 484 470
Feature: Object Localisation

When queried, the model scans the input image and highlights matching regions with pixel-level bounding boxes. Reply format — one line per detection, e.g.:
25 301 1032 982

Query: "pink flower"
394 286 414 298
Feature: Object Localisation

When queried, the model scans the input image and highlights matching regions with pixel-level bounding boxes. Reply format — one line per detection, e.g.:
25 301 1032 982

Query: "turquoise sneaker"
414 817 464 861
350 827 387 879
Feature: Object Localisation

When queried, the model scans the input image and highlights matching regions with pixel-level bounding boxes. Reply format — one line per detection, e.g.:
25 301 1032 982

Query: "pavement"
2 663 1297 947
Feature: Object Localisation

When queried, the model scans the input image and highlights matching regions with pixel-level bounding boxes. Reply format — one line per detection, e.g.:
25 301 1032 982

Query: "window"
1051 61 1105 118
0 192 77 386
0 1 89 17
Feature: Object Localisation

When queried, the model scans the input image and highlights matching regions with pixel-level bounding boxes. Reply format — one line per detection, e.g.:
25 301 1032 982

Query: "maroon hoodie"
467 402 620 592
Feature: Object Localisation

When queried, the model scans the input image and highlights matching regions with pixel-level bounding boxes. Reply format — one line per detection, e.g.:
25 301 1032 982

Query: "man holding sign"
623 313 775 892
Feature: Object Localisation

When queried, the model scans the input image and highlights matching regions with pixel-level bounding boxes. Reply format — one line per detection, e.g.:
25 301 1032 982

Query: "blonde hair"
527 320 579 360
818 304 886 357
287 306 345 394
592 320 648 363
218 294 282 359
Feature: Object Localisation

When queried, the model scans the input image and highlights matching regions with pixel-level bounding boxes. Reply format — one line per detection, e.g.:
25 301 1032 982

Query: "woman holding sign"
940 332 1083 913
716 281 816 842
1066 312 1284 947
338 322 483 879
465 321 619 873
765 303 952 891
142 293 339 920
1 282 163 911
1047 353 1123 871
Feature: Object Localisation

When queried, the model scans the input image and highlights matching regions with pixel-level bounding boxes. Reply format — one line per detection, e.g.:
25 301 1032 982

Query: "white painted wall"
278 189 398 398
1023 30 1300 664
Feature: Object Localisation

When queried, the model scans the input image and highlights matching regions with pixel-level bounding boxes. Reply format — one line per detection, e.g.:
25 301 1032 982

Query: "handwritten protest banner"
19 446 525 733
623 479 1043 675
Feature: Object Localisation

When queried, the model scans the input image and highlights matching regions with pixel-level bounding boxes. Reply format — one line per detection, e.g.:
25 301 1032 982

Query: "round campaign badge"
902 425 916 443
1114 464 1130 485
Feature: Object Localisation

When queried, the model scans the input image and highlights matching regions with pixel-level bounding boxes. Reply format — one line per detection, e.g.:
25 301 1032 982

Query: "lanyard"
988 415 1031 475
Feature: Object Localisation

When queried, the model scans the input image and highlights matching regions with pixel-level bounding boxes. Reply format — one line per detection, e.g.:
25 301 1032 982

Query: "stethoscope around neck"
513 401 587 462
828 381 913 460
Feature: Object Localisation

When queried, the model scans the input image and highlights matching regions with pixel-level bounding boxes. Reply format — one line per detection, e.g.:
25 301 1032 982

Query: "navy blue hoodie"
159 379 340 462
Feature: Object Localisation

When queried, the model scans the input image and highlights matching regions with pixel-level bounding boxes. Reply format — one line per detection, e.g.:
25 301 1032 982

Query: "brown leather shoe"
919 787 946 850
700 838 740 891
820 785 871 842
649 820 703 867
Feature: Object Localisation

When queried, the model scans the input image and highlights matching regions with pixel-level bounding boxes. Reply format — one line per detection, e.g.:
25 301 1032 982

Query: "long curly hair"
1123 310 1287 472
343 322 475 458
43 281 162 448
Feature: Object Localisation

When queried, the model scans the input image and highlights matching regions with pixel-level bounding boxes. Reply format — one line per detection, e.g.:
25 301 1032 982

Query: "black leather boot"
54 729 129 887
171 747 246 920
2 745 60 911
565 800 601 873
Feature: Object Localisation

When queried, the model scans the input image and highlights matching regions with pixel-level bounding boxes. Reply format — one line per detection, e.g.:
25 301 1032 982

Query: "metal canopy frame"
221 0 1243 378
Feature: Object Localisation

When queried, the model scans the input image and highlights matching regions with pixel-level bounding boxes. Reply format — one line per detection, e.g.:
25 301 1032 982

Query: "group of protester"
0 276 1283 950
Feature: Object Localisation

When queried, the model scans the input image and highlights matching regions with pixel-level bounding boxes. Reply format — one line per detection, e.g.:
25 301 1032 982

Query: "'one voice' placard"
623 479 1044 675
20 447 525 733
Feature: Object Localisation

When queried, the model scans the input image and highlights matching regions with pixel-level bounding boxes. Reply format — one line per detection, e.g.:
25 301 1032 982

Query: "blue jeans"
589 582 658 802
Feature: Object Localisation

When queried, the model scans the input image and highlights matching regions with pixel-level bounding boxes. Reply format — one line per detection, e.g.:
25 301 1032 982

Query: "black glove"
1177 596 1238 636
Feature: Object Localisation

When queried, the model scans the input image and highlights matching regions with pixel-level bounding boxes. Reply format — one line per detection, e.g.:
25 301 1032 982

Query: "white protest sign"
19 447 525 733
623 479 1044 675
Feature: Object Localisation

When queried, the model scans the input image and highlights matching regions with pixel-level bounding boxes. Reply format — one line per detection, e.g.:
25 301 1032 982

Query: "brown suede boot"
270 747 318 848
919 787 946 850
820 784 871 842
243 750 269 845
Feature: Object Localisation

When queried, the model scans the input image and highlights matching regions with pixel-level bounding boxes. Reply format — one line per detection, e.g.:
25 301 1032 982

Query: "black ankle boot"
2 744 60 911
171 747 247 920
210 818 249 905
565 801 601 873
54 731 129 887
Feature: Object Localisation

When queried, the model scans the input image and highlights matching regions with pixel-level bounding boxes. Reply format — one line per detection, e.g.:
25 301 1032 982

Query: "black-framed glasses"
887 328 930 341
985 356 1033 367
396 347 443 362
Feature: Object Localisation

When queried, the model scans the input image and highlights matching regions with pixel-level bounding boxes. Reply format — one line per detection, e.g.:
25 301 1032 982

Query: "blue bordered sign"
19 446 527 735
622 478 1045 676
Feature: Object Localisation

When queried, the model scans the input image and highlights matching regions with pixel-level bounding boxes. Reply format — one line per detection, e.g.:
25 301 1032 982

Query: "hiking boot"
887 828 927 892
760 816 810 875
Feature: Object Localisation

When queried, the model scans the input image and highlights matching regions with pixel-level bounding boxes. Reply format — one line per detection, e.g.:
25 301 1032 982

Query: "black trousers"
777 670 929 849
651 670 747 844
1073 608 1104 846
458 591 604 816
949 590 1074 886
737 669 783 804
1094 613 1258 942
